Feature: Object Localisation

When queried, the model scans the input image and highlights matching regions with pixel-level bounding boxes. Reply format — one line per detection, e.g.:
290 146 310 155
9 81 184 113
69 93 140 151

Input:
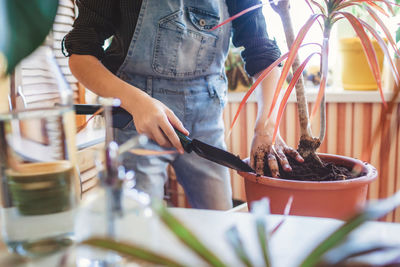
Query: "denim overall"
114 0 233 210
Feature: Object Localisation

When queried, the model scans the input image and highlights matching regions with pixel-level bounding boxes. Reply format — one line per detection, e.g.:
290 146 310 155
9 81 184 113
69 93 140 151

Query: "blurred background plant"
225 47 252 92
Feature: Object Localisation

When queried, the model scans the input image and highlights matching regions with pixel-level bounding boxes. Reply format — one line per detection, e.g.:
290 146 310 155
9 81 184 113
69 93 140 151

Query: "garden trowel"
173 129 254 172
74 104 254 173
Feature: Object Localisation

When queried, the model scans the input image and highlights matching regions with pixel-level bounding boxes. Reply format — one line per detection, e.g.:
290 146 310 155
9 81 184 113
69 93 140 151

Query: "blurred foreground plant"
83 190 400 267
0 0 58 76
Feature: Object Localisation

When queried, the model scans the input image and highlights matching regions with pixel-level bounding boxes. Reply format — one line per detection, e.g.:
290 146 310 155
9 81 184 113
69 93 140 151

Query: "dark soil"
262 155 364 181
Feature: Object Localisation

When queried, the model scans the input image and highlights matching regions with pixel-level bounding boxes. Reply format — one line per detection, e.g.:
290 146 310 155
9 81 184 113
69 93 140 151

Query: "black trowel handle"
73 104 133 128
174 129 193 153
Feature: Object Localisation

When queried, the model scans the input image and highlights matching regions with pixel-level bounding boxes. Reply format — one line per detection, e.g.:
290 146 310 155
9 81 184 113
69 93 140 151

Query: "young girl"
63 0 302 210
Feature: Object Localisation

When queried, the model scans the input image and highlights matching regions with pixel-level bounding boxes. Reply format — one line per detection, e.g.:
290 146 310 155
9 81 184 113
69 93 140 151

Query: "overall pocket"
152 7 220 78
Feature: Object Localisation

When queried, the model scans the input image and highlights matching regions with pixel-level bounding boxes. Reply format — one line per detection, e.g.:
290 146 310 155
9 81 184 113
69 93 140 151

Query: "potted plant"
225 47 253 92
339 37 385 91
338 3 386 91
221 0 400 219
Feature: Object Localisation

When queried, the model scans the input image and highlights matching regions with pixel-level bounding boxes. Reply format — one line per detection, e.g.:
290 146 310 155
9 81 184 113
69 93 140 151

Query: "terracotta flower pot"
238 154 377 220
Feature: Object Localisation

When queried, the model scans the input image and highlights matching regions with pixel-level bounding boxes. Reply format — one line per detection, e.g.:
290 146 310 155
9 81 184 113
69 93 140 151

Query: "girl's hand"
125 92 189 154
250 132 303 177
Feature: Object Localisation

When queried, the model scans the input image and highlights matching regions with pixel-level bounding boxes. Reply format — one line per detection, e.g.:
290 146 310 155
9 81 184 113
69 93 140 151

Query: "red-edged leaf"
77 107 104 133
227 52 289 135
210 3 264 31
305 0 325 30
331 16 344 24
272 52 320 144
227 42 321 135
335 0 394 12
267 14 322 119
361 86 400 161
360 28 400 161
333 0 345 4
367 0 390 16
361 21 400 86
311 37 330 120
380 0 397 14
345 0 398 13
269 196 293 237
129 149 177 156
307 0 327 15
335 1 360 10
347 0 392 3
364 5 400 57
372 0 397 14
305 0 316 13
339 11 387 108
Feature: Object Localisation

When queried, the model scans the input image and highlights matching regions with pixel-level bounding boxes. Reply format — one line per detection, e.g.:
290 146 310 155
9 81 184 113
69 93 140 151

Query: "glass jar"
0 44 79 257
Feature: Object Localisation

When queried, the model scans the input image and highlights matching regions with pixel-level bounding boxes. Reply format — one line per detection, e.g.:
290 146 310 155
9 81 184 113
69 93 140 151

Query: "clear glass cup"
0 106 79 257
73 135 160 266
0 44 79 257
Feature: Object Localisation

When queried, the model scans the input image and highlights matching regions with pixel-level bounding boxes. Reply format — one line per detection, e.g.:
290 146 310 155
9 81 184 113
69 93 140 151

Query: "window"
263 2 338 82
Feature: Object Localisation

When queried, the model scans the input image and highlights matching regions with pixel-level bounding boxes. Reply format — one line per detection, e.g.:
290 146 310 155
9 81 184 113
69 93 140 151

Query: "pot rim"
238 153 378 190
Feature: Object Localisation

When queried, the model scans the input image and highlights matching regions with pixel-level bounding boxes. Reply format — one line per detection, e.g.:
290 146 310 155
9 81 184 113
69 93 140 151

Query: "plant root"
297 136 323 166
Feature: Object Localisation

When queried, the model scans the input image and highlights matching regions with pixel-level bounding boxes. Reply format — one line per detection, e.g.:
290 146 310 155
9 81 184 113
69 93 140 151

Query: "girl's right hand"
124 92 189 154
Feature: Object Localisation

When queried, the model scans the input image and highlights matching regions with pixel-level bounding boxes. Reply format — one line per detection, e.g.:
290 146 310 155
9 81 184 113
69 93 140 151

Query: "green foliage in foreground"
0 0 58 75
84 191 400 267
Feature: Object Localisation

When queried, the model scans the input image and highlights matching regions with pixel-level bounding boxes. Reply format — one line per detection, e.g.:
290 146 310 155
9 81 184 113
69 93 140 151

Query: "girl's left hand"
250 132 303 177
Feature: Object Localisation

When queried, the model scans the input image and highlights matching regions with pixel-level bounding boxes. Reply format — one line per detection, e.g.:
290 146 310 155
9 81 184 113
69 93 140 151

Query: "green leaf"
300 190 400 267
319 241 400 266
82 237 186 267
251 198 272 267
225 226 254 267
396 27 400 44
153 201 227 267
0 0 59 75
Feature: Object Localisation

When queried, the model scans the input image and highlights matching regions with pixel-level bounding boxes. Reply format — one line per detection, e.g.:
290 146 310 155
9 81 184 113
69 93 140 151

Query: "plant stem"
318 26 332 143
275 2 312 138
270 1 322 160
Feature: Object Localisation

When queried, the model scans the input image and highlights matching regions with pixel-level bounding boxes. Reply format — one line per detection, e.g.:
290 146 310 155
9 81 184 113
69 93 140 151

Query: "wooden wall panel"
369 103 382 200
395 112 400 222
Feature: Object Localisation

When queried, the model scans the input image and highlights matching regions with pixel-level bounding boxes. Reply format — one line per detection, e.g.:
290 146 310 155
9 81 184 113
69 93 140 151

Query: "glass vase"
0 44 79 257
74 135 159 266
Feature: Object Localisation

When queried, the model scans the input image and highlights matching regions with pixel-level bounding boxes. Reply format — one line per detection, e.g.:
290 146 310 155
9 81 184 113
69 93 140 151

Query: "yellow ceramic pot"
394 57 400 92
339 37 384 91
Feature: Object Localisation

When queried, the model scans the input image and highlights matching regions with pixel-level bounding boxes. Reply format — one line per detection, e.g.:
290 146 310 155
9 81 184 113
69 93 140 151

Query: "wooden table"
1 207 399 266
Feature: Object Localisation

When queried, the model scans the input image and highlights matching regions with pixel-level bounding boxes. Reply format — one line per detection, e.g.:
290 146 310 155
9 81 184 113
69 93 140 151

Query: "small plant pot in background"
385 57 400 92
238 154 377 220
339 37 384 91
395 57 400 91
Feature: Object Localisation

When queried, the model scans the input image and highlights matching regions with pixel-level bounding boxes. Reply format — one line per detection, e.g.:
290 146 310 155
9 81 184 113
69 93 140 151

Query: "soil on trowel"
262 155 363 181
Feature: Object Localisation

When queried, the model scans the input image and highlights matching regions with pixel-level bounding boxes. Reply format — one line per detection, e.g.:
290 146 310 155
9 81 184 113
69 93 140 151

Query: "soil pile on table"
263 156 363 181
